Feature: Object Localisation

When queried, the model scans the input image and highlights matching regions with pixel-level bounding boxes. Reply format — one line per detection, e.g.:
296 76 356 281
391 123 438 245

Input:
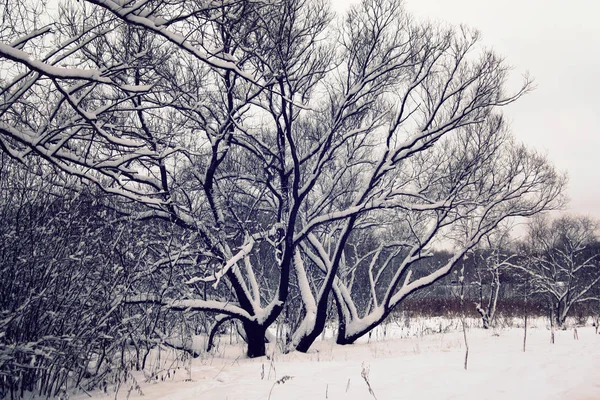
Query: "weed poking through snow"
267 375 293 400
361 363 377 400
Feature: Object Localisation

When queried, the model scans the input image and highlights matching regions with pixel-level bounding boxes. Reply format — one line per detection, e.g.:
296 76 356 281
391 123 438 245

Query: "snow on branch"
186 236 255 288
0 43 151 92
84 0 256 82
125 295 254 321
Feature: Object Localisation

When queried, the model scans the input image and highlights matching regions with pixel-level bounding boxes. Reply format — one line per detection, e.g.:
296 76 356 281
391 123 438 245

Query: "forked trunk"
336 312 388 345
336 320 380 345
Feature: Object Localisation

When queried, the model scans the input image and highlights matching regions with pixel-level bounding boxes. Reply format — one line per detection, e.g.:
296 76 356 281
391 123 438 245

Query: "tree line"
468 216 600 330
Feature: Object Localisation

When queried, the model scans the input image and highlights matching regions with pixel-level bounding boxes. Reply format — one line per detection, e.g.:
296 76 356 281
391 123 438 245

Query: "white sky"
332 0 600 220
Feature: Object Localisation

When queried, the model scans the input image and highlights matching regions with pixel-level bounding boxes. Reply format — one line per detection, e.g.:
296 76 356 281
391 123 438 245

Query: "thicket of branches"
0 156 209 397
0 0 579 396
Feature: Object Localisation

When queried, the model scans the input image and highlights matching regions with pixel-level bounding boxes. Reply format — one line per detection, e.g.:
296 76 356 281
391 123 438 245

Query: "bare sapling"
523 278 529 352
550 302 555 344
457 265 469 370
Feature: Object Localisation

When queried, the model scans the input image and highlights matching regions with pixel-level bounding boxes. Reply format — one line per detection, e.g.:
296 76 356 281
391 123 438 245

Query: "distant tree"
472 226 515 329
513 215 600 328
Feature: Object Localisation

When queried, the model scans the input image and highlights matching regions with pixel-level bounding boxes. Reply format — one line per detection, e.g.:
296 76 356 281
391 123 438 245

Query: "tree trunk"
550 303 555 344
334 294 348 344
482 315 490 329
206 315 235 352
523 292 528 352
556 303 569 328
523 313 528 352
295 295 330 353
243 321 267 358
552 302 568 329
336 313 387 345
476 305 490 329
336 328 370 345
462 318 469 370
488 272 501 327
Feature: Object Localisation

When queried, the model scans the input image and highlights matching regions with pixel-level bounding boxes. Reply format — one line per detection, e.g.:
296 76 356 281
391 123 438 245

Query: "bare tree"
294 117 563 348
0 0 564 360
281 0 564 351
472 226 515 329
0 0 295 358
512 215 600 328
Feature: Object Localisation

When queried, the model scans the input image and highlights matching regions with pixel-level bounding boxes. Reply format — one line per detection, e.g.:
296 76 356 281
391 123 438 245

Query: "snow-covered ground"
74 319 600 400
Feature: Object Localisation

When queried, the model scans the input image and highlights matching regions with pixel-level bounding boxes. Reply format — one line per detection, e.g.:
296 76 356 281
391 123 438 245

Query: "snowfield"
74 319 600 400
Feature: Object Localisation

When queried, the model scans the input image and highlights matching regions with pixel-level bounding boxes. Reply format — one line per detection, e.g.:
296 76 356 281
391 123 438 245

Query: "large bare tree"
292 118 563 348
0 0 564 358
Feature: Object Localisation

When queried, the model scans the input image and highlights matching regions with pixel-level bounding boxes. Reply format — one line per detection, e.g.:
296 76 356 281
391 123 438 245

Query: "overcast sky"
333 0 600 220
